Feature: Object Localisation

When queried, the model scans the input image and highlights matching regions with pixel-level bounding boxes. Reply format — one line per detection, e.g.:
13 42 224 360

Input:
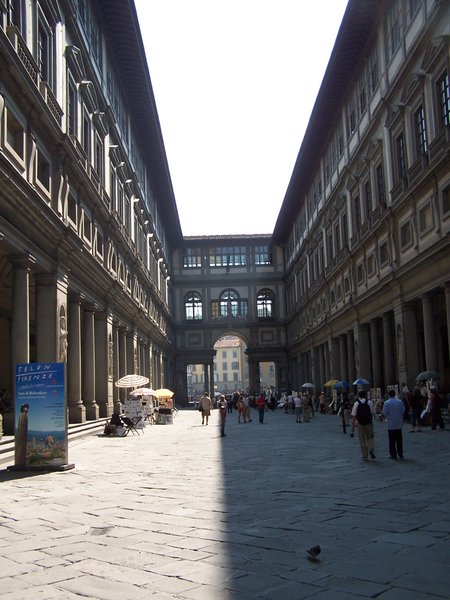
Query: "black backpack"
356 399 372 425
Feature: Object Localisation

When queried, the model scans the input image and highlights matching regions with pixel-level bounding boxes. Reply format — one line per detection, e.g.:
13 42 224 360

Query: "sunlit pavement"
1 408 449 599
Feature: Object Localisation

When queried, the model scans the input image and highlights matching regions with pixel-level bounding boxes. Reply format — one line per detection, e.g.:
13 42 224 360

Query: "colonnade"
3 254 167 434
294 285 450 393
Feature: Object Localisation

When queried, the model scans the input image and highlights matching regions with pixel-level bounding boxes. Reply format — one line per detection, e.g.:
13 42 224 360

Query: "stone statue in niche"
59 307 68 362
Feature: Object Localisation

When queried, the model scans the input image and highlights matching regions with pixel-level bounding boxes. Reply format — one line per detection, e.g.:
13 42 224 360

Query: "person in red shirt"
256 394 266 423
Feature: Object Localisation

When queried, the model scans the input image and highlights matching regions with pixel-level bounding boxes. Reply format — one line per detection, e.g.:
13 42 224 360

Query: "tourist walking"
351 391 376 461
430 387 445 430
199 392 212 425
255 393 265 423
408 386 423 432
218 395 227 436
293 392 302 423
381 389 405 459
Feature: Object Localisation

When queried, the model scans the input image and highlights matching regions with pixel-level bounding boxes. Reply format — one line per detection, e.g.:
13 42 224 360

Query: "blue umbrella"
335 380 349 388
352 378 370 386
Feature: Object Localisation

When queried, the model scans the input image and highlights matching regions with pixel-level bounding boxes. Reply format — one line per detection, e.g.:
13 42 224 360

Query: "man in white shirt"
382 389 406 460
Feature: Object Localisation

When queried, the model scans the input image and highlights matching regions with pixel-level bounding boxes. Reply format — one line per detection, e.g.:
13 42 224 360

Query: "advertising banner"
13 363 71 470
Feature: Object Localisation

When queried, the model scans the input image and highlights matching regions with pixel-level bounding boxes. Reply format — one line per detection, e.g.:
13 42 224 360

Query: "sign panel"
15 363 67 468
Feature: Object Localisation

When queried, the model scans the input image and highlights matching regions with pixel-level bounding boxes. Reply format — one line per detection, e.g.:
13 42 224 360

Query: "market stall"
153 388 174 424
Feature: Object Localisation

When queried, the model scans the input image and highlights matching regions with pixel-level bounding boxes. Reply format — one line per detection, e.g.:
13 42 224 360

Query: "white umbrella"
115 374 149 388
154 388 174 398
129 387 156 397
301 382 314 388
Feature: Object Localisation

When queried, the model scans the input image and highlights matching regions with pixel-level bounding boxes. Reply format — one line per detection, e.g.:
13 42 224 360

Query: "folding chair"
122 416 141 435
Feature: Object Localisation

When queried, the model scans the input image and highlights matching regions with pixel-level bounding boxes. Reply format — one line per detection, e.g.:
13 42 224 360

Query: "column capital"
68 292 85 304
8 253 36 270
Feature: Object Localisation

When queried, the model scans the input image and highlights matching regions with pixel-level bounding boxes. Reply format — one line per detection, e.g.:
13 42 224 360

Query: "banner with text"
15 363 67 468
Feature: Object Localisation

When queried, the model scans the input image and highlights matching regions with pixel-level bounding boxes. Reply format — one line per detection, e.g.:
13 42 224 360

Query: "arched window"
184 291 203 320
211 289 247 319
257 288 274 319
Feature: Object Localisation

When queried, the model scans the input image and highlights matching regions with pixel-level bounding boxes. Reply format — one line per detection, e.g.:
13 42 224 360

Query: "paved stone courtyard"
1 407 449 599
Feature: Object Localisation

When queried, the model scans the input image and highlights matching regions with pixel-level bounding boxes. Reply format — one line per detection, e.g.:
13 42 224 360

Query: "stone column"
318 345 325 388
82 305 99 420
382 313 395 387
6 254 35 434
67 294 86 423
358 324 371 381
331 337 340 379
149 343 154 388
422 293 437 371
445 283 450 365
95 311 113 417
370 319 382 388
118 327 127 402
401 302 420 385
347 330 355 384
35 272 61 362
112 323 120 411
339 334 348 383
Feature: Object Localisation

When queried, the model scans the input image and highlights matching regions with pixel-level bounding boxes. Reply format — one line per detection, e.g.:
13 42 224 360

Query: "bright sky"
134 0 349 237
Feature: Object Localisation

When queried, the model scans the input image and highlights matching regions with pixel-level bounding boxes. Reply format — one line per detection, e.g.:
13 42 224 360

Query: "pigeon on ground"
306 545 321 558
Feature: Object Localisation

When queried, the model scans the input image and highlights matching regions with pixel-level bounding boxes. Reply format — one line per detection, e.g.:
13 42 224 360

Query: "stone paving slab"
1 408 450 599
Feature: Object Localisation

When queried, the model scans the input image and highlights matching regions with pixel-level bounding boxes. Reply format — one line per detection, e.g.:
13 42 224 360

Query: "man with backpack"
351 390 376 461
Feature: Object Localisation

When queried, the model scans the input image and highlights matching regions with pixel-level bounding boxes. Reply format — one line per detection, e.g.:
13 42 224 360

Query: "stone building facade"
0 0 181 433
273 0 450 394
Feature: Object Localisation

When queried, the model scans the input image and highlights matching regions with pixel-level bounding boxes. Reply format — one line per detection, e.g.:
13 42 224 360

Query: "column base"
85 404 99 420
69 404 86 423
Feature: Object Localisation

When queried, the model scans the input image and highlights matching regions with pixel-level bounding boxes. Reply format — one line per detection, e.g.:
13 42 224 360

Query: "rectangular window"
387 0 401 60
396 132 407 181
353 194 361 230
183 247 202 268
37 8 53 89
36 148 50 192
222 362 227 371
94 131 104 181
341 212 348 247
442 185 450 216
364 180 372 221
376 163 386 206
231 361 239 370
255 245 271 265
369 43 379 94
379 241 389 266
209 246 246 267
437 72 450 128
414 105 428 156
418 201 433 235
8 0 24 33
334 222 340 253
5 107 25 161
367 253 376 277
83 212 92 243
356 263 365 285
400 221 413 249
82 107 90 158
68 193 77 224
67 73 78 136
